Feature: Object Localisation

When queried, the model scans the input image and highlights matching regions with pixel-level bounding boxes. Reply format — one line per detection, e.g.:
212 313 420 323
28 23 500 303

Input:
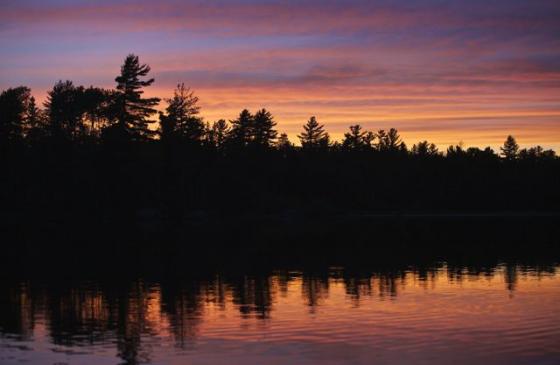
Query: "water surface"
1 264 559 365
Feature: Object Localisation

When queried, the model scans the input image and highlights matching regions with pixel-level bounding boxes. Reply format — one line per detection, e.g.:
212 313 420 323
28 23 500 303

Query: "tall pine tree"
252 108 277 148
229 109 253 147
113 54 160 141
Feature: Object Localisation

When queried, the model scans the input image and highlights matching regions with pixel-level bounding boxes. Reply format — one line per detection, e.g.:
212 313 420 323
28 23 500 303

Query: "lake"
1 262 559 365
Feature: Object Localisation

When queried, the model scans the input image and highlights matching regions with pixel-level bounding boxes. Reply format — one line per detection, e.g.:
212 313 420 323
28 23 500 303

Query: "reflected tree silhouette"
0 283 34 340
2 261 557 365
231 276 274 319
302 274 330 310
161 280 204 348
504 264 519 292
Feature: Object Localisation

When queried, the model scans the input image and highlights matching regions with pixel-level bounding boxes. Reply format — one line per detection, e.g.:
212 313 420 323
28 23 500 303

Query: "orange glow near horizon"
2 0 560 150
27 83 560 151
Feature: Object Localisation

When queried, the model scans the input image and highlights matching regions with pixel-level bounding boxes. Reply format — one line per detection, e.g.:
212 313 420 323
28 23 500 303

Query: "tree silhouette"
276 133 292 149
229 109 253 147
298 116 330 149
81 87 114 139
113 54 160 141
160 83 204 144
342 124 374 151
0 86 31 144
446 144 465 158
363 131 375 149
519 146 556 161
252 108 277 148
500 135 519 160
25 96 42 130
375 129 387 151
159 111 176 145
411 141 439 156
276 132 294 158
1 53 559 227
465 147 498 160
44 81 86 141
24 96 47 143
378 128 405 152
205 119 230 150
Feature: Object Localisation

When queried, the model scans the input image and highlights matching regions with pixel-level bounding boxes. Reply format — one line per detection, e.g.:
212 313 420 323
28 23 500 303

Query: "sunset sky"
1 0 559 149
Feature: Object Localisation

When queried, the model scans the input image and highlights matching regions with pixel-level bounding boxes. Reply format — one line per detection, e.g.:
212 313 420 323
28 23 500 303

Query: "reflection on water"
1 263 560 365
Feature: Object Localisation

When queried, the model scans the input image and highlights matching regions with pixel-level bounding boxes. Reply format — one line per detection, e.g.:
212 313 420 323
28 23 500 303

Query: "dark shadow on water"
2 213 559 277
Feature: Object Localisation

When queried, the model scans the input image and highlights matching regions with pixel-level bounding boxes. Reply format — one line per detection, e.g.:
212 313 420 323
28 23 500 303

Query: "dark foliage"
298 116 330 150
0 86 31 147
113 54 160 141
0 54 559 237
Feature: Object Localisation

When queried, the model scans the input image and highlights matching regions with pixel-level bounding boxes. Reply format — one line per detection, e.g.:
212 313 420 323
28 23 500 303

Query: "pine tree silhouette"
343 124 374 150
252 108 277 148
411 141 439 156
206 119 230 149
500 135 519 160
298 116 329 149
44 81 85 141
161 83 204 143
113 54 160 141
229 109 253 147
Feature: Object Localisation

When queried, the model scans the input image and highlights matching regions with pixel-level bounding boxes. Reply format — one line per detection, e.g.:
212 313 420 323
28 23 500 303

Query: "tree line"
1 54 559 228
1 54 557 161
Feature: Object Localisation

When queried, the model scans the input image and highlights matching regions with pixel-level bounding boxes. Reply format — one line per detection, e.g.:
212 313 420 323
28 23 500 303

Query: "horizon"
1 0 560 150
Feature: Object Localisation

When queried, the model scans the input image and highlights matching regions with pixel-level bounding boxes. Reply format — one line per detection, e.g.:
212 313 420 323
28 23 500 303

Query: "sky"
1 0 560 149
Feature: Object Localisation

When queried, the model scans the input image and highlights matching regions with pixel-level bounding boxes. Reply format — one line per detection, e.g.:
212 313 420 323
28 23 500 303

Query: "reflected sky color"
1 265 560 365
1 0 560 149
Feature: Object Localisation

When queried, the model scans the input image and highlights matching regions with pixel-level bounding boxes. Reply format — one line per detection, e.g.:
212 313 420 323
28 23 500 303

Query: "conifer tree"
229 109 253 147
447 144 465 158
206 119 230 149
162 83 204 143
343 124 373 150
298 116 330 149
44 81 85 141
277 133 292 148
376 129 387 151
276 132 294 156
387 128 404 151
411 140 439 156
25 96 42 129
377 128 404 152
25 96 47 143
0 86 31 144
113 54 160 141
252 108 277 148
500 135 519 160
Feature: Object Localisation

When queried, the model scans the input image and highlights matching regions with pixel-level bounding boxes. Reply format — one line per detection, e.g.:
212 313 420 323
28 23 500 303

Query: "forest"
1 54 559 232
